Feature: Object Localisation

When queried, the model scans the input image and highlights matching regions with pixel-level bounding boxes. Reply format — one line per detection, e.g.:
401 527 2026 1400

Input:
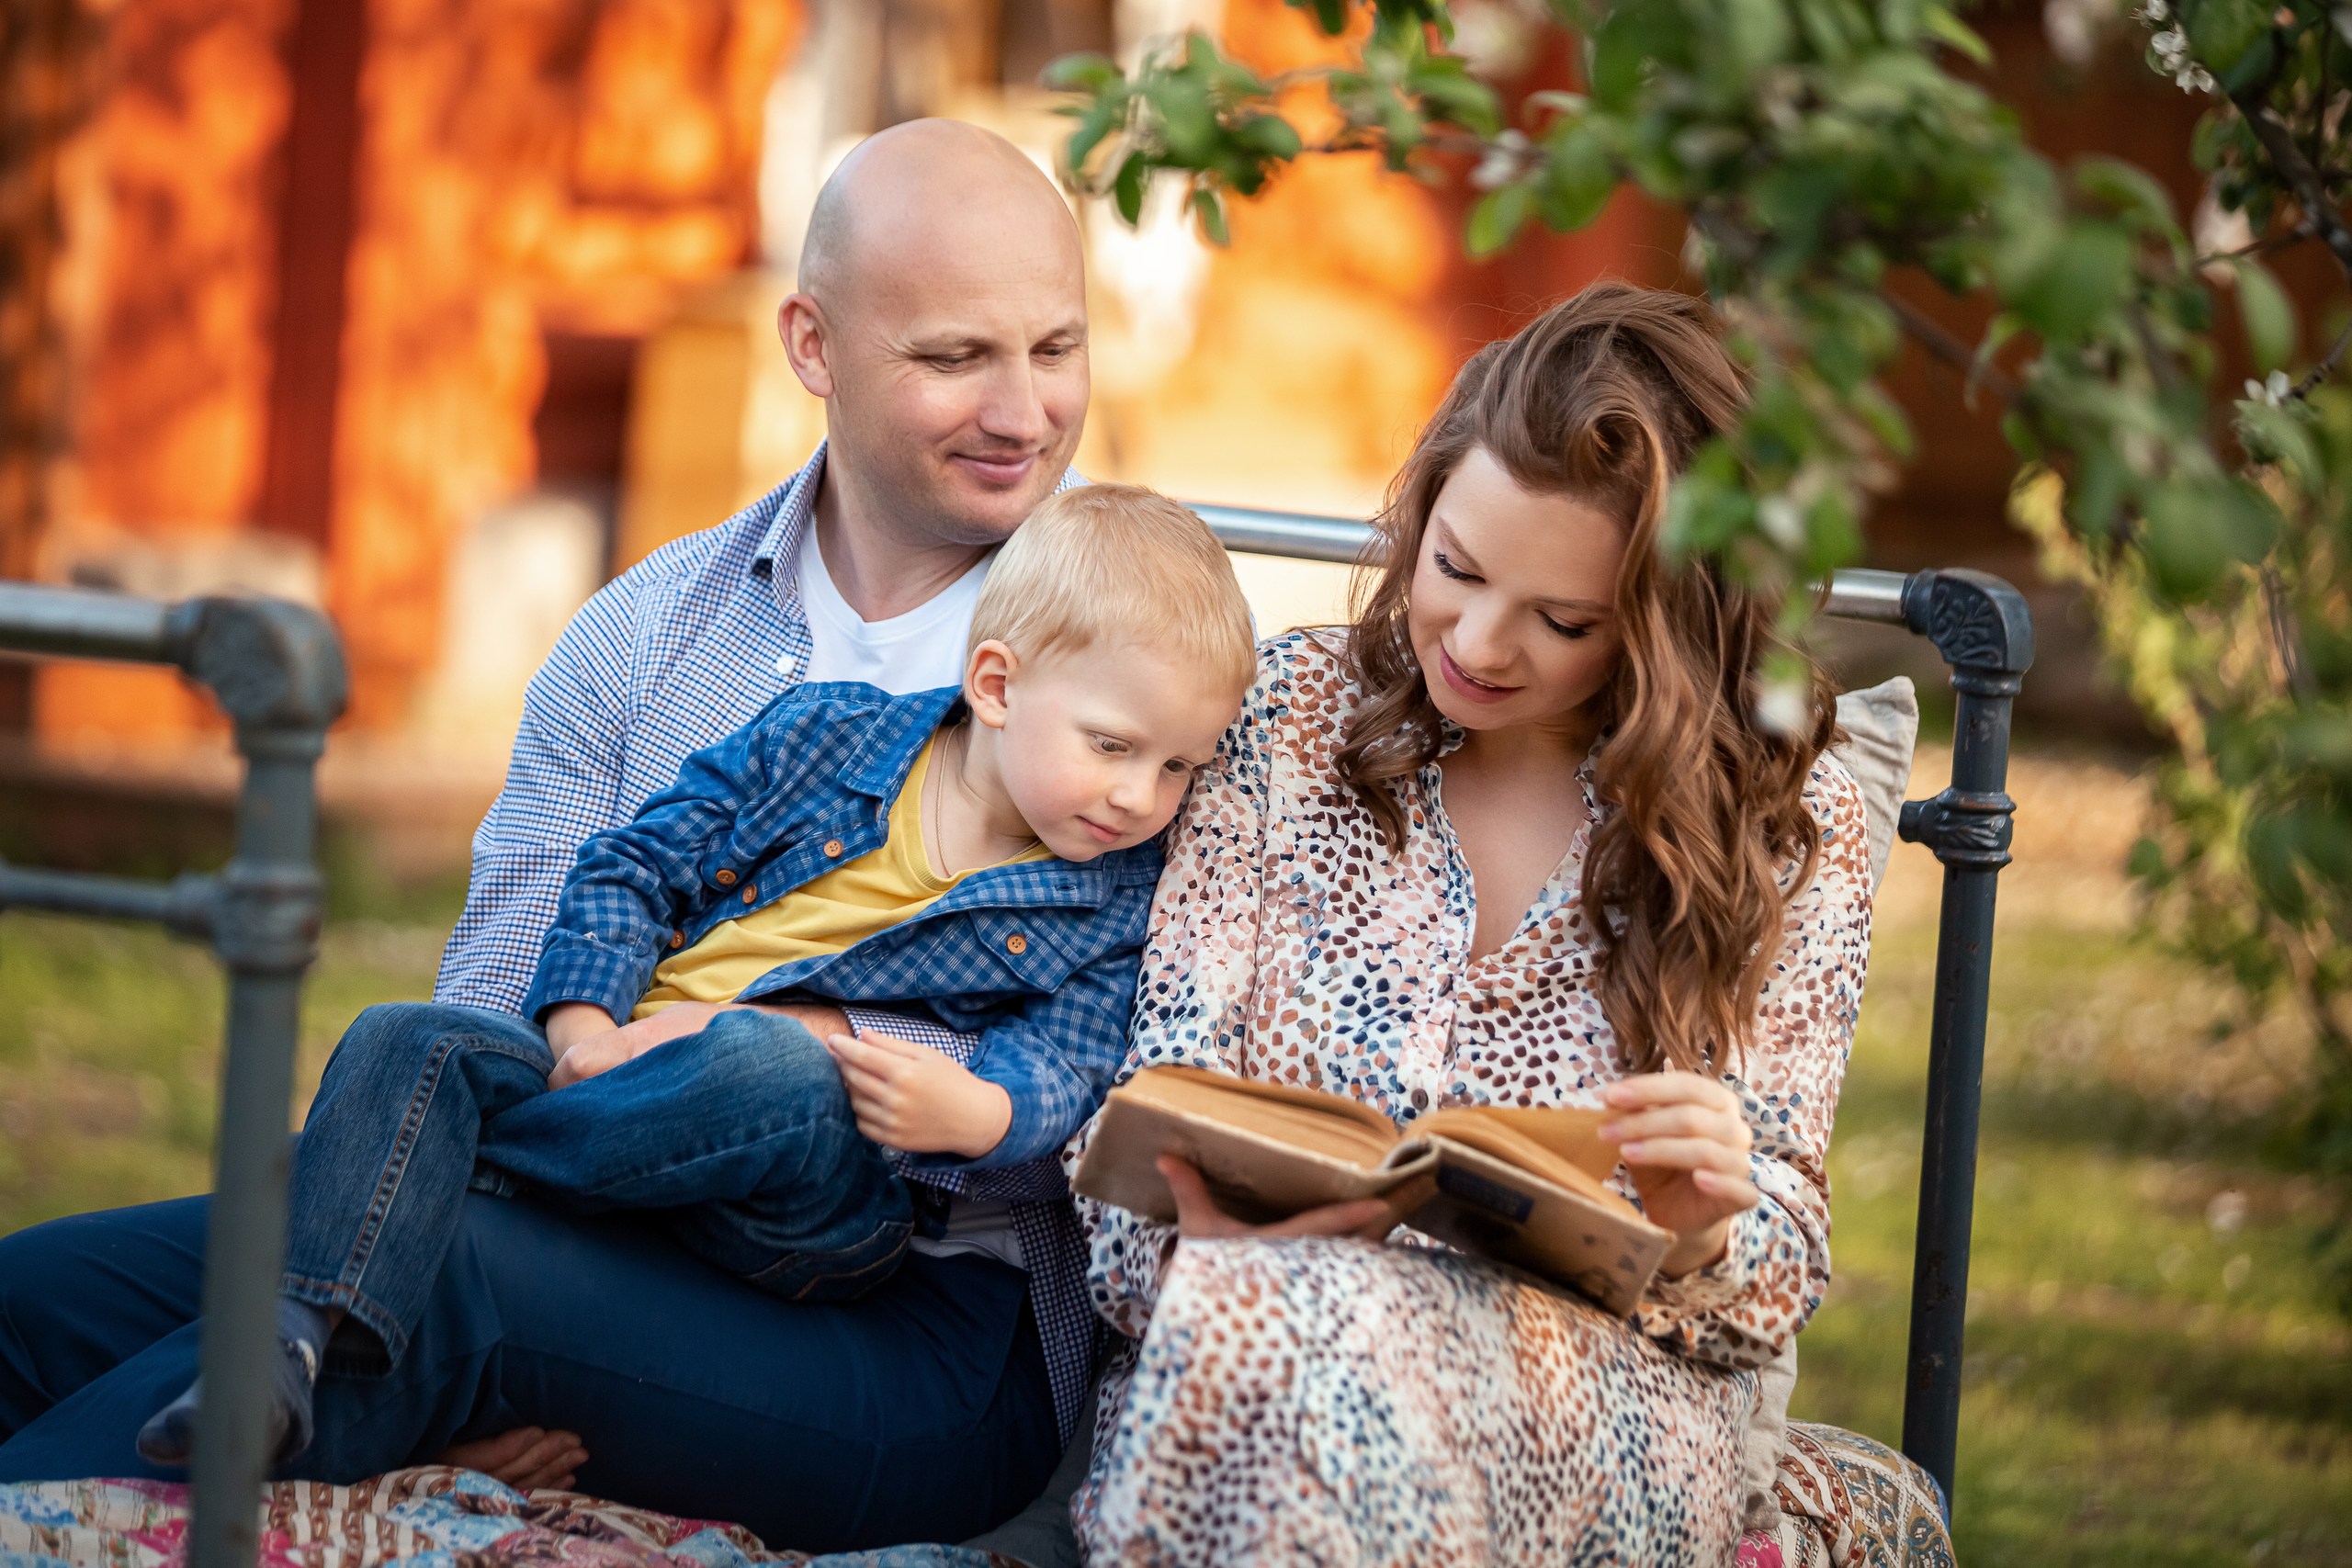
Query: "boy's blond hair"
971 483 1257 694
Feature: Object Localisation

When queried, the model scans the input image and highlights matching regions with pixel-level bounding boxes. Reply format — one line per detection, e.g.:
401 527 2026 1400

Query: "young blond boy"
140 485 1256 1466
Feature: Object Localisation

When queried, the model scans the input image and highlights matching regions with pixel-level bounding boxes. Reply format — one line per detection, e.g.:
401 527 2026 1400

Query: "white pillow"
1741 675 1919 1534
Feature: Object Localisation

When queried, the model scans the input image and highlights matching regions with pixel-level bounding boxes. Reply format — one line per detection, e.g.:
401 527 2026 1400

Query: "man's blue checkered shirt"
433 446 1102 1438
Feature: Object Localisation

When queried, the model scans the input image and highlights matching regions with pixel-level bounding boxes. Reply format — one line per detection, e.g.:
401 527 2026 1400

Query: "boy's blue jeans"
288 1002 913 1370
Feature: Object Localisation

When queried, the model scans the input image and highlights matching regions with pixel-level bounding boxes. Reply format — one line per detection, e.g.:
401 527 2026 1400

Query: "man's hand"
543 1003 620 1057
436 1427 588 1492
547 1002 721 1089
824 1030 1013 1158
746 1000 852 1041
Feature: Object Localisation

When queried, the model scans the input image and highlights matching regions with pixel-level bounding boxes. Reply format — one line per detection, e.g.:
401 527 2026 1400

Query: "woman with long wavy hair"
1069 282 1873 1562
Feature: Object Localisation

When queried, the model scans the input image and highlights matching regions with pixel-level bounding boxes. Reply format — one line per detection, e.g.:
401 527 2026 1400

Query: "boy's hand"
548 1002 721 1089
825 1030 1012 1158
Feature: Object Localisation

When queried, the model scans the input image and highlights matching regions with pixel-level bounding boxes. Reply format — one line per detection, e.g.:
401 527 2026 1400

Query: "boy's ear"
965 639 1019 728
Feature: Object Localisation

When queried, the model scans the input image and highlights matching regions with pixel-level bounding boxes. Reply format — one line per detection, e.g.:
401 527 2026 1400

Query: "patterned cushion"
1737 1422 1956 1567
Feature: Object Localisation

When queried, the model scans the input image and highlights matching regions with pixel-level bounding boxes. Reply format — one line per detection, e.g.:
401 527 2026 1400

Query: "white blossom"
1470 130 1531 191
1755 676 1812 739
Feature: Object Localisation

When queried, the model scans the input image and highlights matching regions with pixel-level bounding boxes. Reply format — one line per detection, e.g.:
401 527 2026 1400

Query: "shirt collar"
751 442 829 603
839 683 969 799
752 442 1090 604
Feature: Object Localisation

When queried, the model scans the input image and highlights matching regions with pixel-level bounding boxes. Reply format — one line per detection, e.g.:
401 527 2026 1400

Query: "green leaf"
2066 446 2127 536
2074 156 2179 233
1467 183 1534 256
2182 0 2268 73
2140 483 2236 599
1591 4 1668 110
1534 122 1615 232
1112 152 1148 226
1918 3 1992 63
1042 53 1122 94
1299 0 1351 33
1853 383 1916 458
2236 397 2323 483
2007 221 2135 342
2235 258 2298 374
1192 186 1230 246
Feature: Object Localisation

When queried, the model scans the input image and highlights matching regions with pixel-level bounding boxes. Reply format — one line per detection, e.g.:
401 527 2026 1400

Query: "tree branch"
2193 221 2315 268
1882 288 2024 407
2261 564 2318 700
2230 85 2352 285
2291 312 2352 398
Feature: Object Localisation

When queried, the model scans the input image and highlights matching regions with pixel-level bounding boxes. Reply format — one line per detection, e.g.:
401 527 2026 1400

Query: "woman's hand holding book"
1598 1073 1761 1278
1157 1154 1404 1243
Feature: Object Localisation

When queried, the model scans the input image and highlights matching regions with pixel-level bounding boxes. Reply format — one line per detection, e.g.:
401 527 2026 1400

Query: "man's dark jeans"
287 1002 913 1370
0 1193 1057 1549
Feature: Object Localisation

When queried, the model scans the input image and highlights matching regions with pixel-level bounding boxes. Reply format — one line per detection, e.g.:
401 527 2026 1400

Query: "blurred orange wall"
35 0 797 746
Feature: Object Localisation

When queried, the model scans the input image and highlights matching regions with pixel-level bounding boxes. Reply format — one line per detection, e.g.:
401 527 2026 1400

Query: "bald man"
0 121 1093 1553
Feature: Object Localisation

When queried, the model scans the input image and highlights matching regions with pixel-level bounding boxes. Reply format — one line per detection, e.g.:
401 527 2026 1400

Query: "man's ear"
965 640 1020 728
779 294 835 400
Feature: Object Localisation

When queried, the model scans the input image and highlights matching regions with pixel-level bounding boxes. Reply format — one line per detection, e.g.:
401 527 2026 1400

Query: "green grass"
1799 910 2352 1562
0 912 448 1235
3 756 2350 1562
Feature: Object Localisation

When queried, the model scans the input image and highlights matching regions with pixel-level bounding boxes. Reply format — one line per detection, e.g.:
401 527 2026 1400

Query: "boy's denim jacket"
521 682 1162 1170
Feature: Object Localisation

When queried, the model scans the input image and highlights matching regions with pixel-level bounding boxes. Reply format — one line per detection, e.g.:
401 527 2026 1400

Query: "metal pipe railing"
1192 507 1923 629
0 590 345 1568
1190 502 2031 1506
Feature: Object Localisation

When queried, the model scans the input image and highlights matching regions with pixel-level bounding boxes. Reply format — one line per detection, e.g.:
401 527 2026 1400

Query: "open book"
1071 1065 1675 1316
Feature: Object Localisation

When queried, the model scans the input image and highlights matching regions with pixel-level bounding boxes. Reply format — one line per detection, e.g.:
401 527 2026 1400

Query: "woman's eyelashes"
1434 551 1591 640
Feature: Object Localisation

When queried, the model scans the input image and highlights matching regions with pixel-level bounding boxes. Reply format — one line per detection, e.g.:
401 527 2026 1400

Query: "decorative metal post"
177 600 343 1568
1893 569 2035 1503
0 586 345 1568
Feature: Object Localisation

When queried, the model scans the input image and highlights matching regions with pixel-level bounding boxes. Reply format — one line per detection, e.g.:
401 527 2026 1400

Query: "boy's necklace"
930 726 1039 876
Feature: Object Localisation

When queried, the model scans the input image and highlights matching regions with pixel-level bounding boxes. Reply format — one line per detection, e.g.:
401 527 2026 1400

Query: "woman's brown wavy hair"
1336 280 1838 1077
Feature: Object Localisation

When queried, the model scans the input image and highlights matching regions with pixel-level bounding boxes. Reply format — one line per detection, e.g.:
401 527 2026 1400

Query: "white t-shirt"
792 521 989 694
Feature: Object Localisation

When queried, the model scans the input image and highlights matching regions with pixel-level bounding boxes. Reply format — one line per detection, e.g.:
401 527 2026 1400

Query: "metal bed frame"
0 503 2028 1568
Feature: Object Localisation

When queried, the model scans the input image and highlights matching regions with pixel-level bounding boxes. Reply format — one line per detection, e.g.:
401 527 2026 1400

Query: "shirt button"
823 840 844 858
668 931 685 950
774 653 798 678
741 886 757 904
714 868 738 886
1006 933 1028 955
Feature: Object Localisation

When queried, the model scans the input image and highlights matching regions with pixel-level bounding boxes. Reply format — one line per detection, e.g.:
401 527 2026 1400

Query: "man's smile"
950 450 1039 487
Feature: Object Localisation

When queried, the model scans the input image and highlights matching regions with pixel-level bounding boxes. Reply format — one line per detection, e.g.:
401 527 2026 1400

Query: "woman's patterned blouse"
1066 630 1874 1371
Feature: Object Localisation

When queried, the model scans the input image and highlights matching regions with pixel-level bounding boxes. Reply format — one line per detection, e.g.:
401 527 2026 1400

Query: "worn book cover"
1071 1065 1676 1316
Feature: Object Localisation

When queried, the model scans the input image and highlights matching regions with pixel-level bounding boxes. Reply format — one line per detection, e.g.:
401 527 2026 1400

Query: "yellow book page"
1416 1105 1638 1216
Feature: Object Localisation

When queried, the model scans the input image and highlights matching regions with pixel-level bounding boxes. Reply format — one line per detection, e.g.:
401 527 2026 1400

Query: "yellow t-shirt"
632 734 1049 1020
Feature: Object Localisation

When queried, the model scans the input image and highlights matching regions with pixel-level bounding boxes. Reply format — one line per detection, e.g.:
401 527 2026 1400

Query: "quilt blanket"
0 1421 1955 1568
0 1470 1001 1568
